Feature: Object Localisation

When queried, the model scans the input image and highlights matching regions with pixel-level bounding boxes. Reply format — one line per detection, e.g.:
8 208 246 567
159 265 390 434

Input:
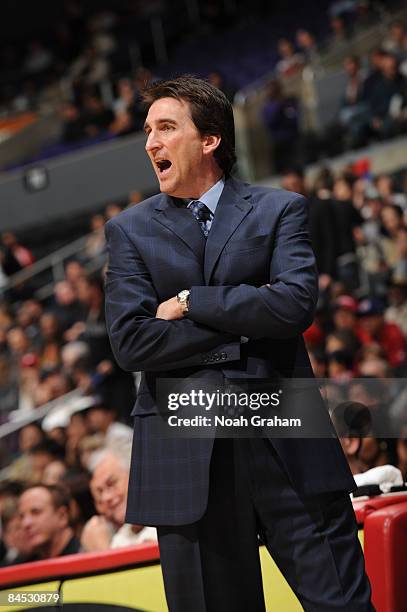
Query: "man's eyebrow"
144 118 177 132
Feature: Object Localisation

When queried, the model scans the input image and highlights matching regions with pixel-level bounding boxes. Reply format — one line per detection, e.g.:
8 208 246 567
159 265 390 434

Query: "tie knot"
188 200 211 222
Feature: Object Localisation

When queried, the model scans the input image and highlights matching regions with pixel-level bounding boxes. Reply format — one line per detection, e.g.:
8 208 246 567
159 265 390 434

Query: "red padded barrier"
364 502 407 612
352 493 407 525
0 542 160 589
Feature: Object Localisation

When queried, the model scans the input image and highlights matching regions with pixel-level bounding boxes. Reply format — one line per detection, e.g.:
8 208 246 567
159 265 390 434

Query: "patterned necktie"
187 200 212 237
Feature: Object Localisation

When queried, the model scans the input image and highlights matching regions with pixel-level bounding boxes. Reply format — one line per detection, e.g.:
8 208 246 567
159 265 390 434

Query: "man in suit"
104 76 373 611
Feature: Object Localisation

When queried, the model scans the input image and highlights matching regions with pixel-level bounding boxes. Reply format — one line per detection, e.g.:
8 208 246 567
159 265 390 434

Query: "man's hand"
156 296 184 320
80 515 114 552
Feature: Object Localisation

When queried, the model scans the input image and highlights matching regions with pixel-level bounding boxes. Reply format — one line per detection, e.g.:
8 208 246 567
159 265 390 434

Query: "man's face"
334 308 356 330
18 488 67 553
90 456 129 526
144 97 213 198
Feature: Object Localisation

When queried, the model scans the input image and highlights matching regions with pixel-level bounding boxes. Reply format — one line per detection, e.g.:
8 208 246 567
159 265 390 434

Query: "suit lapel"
153 195 206 262
204 178 253 284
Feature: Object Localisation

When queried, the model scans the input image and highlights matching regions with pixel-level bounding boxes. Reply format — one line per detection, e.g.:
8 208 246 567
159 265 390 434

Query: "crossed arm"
104 196 317 372
104 221 240 372
158 196 318 338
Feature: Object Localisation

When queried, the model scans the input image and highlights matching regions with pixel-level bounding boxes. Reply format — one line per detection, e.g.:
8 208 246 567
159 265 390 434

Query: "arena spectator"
1 233 34 268
16 299 43 346
385 277 407 337
0 498 31 566
375 173 407 209
69 45 110 87
23 40 53 76
275 38 304 79
327 349 354 380
81 93 114 139
104 203 123 219
347 52 406 147
207 71 236 103
84 214 106 260
51 281 85 332
328 15 350 56
358 437 393 472
81 449 156 552
380 204 405 268
33 370 72 407
65 410 89 468
66 274 111 366
308 169 337 279
60 102 85 144
331 177 362 290
28 439 65 483
308 349 328 378
382 21 406 60
357 297 406 368
16 484 80 563
262 80 300 173
38 313 63 372
295 29 320 65
42 460 68 486
85 401 132 449
280 168 307 195
64 260 86 293
338 56 366 132
348 378 392 435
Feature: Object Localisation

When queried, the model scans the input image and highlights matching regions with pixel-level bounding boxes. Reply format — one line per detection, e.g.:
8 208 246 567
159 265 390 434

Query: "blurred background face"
43 460 67 485
54 281 77 305
344 57 359 76
90 455 129 526
86 407 111 433
19 424 43 452
381 206 401 233
358 314 382 336
334 308 356 330
333 179 352 201
18 487 67 552
40 313 59 339
281 172 305 194
7 327 29 354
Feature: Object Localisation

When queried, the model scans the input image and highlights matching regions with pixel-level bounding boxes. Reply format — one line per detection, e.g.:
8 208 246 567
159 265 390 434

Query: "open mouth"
156 159 172 175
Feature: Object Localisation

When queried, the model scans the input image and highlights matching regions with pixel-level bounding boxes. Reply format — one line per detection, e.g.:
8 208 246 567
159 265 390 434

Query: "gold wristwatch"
177 289 190 315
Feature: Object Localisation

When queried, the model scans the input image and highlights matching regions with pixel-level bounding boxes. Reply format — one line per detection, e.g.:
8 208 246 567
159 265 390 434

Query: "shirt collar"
184 177 225 216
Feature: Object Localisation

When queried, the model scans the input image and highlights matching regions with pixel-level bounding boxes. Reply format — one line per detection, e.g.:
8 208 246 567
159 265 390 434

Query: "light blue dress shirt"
185 177 225 234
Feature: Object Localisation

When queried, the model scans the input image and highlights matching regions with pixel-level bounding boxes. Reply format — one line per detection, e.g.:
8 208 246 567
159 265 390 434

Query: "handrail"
2 231 100 290
0 388 83 440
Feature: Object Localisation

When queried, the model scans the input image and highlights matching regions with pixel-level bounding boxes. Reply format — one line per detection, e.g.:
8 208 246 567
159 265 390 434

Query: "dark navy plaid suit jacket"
104 176 355 526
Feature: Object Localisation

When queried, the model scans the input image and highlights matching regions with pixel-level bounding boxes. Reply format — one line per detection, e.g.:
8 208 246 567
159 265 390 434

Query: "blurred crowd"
262 19 407 172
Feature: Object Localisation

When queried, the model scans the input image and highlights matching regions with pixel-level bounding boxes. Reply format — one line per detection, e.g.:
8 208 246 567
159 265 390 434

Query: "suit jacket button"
220 352 227 360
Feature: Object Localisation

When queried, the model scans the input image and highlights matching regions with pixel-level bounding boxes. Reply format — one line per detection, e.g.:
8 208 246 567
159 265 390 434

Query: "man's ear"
56 505 70 528
202 134 221 155
341 436 361 458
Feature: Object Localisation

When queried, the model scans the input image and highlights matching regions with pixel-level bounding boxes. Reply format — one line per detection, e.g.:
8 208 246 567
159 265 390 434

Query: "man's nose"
20 514 32 529
145 131 161 152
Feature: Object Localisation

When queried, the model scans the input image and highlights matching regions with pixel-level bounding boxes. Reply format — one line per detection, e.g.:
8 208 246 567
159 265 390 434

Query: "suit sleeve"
187 195 318 339
104 219 240 372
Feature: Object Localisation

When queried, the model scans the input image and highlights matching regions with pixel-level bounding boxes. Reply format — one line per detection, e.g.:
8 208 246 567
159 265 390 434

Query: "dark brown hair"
142 75 236 175
22 484 72 522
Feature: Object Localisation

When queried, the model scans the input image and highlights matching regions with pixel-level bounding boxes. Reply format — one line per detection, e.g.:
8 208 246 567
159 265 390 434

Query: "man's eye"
161 125 173 131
